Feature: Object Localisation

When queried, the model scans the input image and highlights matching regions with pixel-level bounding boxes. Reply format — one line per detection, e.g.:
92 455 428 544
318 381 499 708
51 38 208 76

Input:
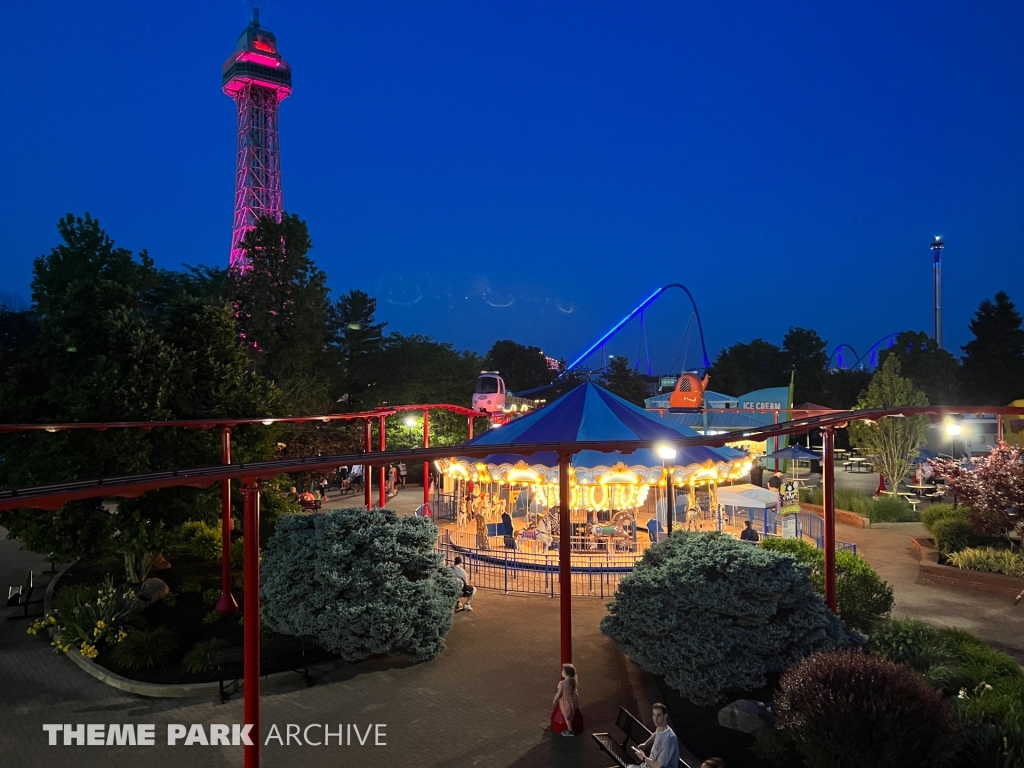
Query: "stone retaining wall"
910 536 1024 597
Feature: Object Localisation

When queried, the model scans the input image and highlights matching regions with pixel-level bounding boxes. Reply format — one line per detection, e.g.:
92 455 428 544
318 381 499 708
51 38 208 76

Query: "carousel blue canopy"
440 383 749 486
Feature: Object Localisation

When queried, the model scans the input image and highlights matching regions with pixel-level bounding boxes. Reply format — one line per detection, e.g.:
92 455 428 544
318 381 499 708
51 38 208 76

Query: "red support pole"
423 409 430 506
379 415 387 509
364 419 372 509
822 427 837 613
216 427 238 616
241 481 262 768
467 416 474 441
557 453 572 664
998 415 1004 443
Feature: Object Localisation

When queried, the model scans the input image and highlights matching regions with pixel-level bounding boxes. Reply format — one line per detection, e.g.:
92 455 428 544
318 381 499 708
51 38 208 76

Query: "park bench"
593 707 692 768
209 635 332 702
6 570 43 620
298 497 322 511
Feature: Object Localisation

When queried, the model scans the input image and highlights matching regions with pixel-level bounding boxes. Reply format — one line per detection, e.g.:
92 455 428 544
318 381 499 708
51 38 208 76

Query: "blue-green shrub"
600 532 854 705
260 507 461 662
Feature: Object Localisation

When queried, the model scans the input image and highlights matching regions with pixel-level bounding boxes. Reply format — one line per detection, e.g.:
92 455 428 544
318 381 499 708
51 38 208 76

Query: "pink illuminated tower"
223 10 292 270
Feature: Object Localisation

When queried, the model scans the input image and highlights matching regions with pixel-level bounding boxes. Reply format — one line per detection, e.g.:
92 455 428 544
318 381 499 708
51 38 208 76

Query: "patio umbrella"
764 444 822 482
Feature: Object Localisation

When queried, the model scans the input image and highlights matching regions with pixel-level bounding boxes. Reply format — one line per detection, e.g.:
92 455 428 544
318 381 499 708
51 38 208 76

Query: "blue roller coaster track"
828 334 900 370
562 283 710 376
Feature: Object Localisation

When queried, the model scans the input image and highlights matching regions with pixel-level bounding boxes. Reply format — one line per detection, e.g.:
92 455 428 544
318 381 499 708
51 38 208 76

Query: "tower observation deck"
223 10 292 270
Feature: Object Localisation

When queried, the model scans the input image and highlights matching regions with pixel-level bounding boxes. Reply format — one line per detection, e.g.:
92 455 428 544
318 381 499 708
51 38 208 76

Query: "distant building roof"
645 389 737 409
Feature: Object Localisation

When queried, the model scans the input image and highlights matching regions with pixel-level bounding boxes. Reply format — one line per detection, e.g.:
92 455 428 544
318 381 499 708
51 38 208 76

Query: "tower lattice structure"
223 10 292 270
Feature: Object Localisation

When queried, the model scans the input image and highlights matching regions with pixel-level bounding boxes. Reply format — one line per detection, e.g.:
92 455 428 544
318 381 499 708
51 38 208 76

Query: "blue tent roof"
465 382 744 464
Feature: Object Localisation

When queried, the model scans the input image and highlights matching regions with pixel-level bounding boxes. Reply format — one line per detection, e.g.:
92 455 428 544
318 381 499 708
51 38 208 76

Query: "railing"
437 529 643 598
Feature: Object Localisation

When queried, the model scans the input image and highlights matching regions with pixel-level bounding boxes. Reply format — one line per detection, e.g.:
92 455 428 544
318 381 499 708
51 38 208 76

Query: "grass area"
799 486 920 523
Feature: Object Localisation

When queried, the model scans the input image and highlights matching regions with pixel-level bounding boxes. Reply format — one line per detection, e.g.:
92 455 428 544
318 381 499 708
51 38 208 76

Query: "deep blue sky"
2 1 1022 374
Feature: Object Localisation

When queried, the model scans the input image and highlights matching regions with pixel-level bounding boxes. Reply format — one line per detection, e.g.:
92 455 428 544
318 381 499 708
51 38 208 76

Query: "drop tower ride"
223 10 292 270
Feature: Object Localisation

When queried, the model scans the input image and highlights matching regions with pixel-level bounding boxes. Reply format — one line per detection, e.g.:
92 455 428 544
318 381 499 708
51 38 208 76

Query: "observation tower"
223 10 292 270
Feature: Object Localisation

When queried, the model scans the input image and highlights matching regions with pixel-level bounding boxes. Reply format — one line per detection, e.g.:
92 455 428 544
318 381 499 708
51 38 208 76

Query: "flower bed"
910 536 1024 597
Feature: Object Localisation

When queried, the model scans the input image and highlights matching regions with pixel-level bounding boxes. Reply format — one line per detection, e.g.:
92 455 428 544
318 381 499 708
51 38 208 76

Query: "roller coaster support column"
557 453 572 664
216 427 238 616
467 416 474 440
379 416 387 509
423 409 430 506
822 427 837 613
364 419 372 509
241 480 262 768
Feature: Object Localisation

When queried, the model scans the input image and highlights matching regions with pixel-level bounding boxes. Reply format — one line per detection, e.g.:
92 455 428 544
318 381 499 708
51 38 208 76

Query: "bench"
298 498 322 511
209 636 331 702
6 570 43 620
593 706 690 768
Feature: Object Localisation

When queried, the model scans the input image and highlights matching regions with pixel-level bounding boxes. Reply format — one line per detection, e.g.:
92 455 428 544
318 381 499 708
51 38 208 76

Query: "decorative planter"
910 536 1024 597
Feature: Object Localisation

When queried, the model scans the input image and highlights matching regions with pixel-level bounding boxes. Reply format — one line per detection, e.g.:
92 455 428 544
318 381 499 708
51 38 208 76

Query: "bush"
261 508 461 663
921 504 965 535
600 532 853 705
37 575 137 657
774 650 959 768
954 676 1024 768
180 520 222 560
870 495 919 523
947 547 1024 577
866 617 937 668
111 627 178 670
761 538 894 633
183 637 229 673
53 583 100 616
933 518 980 554
178 578 202 594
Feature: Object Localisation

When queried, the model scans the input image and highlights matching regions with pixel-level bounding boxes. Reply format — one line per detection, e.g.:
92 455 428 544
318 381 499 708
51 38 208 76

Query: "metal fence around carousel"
436 528 642 598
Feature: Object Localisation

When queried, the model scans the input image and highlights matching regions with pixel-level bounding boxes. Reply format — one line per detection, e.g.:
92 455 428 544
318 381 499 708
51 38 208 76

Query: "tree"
232 213 339 414
960 292 1024 405
820 368 873 410
783 327 829 404
0 304 40 378
878 330 960 405
0 214 278 572
601 355 651 406
336 289 387 410
847 356 929 494
600 532 853 705
933 443 1024 550
482 340 557 393
707 339 787 396
760 538 894 633
260 508 461 662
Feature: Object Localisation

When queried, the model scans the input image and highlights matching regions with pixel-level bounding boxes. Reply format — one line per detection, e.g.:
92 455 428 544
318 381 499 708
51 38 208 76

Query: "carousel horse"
686 506 702 531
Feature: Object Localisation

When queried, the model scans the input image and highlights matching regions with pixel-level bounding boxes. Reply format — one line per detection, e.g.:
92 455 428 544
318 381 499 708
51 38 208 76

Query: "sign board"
660 377 678 389
779 480 801 516
782 515 798 539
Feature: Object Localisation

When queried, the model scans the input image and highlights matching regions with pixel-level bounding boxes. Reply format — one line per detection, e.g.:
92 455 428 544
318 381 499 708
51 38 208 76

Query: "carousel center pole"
557 452 573 664
241 480 262 768
216 426 239 615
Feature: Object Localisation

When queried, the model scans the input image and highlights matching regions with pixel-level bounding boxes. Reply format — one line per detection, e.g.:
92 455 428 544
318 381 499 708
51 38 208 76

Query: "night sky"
2 1 1022 374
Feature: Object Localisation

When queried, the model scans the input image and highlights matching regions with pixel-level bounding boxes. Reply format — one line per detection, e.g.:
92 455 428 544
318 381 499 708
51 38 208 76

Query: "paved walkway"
836 522 1024 661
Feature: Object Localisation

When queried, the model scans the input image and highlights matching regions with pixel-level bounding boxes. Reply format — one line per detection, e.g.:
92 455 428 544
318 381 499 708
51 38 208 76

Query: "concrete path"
836 522 1024 660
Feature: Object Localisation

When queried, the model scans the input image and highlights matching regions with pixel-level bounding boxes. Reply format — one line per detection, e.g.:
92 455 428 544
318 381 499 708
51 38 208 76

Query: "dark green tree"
232 213 339 414
483 340 557 393
820 368 873 410
601 355 651 406
0 304 40 377
0 214 278 572
707 338 787 396
783 327 829 404
877 330 960 405
336 289 387 409
960 291 1024 405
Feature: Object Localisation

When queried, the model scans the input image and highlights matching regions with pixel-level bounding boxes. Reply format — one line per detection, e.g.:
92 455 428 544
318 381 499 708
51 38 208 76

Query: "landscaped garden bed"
799 487 920 525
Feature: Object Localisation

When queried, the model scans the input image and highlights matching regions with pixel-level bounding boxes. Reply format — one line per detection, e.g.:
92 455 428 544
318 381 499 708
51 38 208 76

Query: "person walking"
551 664 582 736
739 519 760 542
398 462 408 487
629 703 680 768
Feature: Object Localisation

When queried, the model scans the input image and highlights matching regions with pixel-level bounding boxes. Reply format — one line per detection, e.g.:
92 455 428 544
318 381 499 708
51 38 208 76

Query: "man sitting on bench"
451 556 476 612
629 703 679 768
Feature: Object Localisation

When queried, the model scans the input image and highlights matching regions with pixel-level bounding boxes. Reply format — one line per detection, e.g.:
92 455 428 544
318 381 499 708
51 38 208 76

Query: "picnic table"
905 483 937 497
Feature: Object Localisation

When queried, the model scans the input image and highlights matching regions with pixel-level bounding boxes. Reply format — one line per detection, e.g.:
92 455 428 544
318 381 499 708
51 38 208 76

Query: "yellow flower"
96 620 106 630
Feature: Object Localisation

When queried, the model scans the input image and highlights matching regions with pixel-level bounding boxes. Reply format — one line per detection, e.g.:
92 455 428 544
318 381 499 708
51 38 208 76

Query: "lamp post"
657 445 677 536
405 416 415 447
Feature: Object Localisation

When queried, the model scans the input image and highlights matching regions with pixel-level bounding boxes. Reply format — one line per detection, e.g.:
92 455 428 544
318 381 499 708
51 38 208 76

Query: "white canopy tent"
716 484 779 509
